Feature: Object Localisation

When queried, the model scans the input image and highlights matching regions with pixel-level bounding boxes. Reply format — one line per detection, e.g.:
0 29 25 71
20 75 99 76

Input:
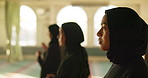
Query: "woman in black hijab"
37 24 61 78
97 7 148 78
56 22 90 78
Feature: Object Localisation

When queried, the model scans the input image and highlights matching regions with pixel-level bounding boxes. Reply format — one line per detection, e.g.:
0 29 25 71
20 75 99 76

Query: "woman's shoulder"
122 61 148 78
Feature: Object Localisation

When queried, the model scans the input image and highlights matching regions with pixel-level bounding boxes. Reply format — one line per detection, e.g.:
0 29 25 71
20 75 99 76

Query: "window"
19 5 37 46
57 5 88 46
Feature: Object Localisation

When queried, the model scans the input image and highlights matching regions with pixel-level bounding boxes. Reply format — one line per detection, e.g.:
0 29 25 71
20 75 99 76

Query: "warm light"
36 8 45 14
6 39 10 44
20 5 37 46
94 5 116 46
57 5 88 46
0 73 38 78
11 25 16 45
6 49 10 55
142 55 145 59
91 76 103 78
0 74 5 78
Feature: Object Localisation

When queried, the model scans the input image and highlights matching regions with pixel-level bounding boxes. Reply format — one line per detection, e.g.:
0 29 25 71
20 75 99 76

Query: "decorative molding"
72 1 109 6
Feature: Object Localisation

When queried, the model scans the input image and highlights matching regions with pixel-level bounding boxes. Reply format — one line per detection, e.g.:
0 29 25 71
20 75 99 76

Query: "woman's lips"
98 38 102 44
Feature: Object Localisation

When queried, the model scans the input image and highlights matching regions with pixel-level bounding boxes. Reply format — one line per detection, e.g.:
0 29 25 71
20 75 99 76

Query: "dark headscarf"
105 7 148 65
48 24 59 39
48 24 59 45
62 22 84 51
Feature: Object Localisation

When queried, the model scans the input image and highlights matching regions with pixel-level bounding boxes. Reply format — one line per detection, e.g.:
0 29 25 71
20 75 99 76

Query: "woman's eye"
102 26 106 30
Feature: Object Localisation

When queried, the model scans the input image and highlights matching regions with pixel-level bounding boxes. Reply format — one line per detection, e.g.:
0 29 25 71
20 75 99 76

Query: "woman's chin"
99 46 109 51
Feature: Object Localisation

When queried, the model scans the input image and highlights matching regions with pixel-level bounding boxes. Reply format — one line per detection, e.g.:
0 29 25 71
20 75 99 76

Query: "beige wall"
0 1 7 47
0 0 148 47
140 1 148 23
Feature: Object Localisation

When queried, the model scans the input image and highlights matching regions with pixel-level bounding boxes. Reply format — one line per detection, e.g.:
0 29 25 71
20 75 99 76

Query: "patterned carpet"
0 58 112 78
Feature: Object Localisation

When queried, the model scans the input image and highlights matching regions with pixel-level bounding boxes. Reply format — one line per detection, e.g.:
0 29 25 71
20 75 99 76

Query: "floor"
0 57 112 78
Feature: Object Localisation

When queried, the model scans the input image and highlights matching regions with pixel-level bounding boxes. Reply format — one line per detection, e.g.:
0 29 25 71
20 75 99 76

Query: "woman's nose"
97 28 102 37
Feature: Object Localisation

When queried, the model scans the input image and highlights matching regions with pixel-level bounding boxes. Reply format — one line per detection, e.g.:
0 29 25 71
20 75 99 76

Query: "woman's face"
48 31 52 39
60 28 66 46
97 14 110 51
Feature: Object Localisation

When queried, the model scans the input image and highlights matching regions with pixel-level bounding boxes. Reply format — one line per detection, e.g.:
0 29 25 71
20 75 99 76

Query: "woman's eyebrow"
101 23 107 25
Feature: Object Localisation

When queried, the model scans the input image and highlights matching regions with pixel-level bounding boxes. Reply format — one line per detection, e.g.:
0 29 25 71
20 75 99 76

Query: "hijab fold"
105 7 148 65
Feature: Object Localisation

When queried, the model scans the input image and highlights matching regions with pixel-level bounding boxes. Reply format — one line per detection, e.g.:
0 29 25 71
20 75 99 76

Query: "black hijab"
61 22 84 52
48 24 59 45
105 7 148 65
